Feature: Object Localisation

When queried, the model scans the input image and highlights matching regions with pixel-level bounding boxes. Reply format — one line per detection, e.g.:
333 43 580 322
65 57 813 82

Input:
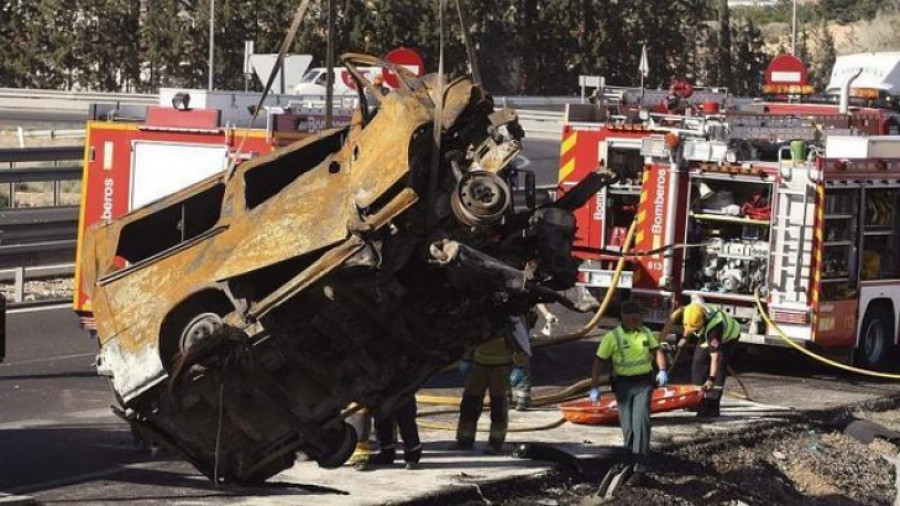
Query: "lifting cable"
754 290 900 380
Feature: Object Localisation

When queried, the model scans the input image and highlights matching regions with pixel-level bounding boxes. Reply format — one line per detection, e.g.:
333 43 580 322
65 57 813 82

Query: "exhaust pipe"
839 69 863 114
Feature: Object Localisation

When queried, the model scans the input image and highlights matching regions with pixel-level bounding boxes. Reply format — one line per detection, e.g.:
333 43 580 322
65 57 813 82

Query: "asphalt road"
3 305 900 502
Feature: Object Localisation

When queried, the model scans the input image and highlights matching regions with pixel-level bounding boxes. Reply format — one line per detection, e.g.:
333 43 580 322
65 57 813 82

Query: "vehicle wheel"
179 312 224 355
315 423 359 469
855 305 894 369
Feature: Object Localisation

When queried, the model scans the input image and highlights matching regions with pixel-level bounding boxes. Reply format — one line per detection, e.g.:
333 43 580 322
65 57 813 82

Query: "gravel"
500 410 900 506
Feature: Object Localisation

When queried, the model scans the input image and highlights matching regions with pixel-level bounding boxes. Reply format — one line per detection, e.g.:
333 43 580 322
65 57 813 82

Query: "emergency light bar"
762 84 816 95
850 88 881 99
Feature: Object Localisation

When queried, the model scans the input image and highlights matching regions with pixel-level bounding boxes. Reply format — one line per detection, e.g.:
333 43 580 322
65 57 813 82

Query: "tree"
717 0 732 90
808 20 836 90
731 18 766 95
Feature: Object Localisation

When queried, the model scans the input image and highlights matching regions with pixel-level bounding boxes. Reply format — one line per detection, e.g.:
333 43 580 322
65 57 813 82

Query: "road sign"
765 54 808 86
764 54 813 94
383 47 425 89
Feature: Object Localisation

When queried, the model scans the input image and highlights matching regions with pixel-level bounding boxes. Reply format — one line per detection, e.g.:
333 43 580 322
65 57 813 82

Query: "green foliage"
808 20 836 90
0 0 769 96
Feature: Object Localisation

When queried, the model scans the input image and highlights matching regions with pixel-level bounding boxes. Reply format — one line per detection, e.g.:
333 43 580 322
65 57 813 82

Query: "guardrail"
0 146 81 302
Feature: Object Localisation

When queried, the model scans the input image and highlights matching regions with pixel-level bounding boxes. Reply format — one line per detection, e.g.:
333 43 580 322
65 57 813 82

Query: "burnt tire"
179 312 224 354
855 305 895 369
314 423 359 469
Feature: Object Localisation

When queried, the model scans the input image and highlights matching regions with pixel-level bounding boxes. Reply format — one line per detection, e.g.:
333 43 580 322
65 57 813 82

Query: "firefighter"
590 300 668 486
369 394 422 470
665 302 741 418
348 408 375 471
455 319 525 454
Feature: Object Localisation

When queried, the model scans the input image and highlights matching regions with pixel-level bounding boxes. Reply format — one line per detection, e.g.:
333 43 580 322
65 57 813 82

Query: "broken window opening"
116 184 225 264
244 131 345 209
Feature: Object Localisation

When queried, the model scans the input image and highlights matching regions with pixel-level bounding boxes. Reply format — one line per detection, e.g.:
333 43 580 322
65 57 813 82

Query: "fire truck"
560 96 900 367
73 89 353 329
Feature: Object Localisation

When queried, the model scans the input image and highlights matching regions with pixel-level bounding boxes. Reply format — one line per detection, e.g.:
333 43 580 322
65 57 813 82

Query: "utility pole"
325 0 336 128
208 0 215 90
791 0 797 55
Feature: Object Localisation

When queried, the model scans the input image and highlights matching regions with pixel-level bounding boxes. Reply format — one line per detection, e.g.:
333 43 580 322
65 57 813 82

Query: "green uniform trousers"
613 374 653 473
456 363 510 448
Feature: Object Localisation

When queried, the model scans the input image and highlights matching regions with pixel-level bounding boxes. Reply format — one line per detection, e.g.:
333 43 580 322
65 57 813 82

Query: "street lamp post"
791 0 797 56
208 0 215 90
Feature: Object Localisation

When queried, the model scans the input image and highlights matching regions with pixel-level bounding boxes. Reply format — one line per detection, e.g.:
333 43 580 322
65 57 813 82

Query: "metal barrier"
0 146 82 302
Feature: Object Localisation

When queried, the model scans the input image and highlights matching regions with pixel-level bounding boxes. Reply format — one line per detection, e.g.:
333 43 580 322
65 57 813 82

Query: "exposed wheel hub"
179 312 224 353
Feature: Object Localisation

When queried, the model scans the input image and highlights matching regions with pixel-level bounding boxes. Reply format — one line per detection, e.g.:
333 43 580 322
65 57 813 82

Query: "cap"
621 300 642 316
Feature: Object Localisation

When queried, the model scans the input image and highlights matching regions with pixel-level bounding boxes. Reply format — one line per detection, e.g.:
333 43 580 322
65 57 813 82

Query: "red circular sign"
383 47 425 89
765 54 808 85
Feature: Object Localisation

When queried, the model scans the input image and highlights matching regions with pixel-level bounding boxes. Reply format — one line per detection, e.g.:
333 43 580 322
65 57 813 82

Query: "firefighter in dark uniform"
665 302 741 417
455 320 524 454
590 301 668 485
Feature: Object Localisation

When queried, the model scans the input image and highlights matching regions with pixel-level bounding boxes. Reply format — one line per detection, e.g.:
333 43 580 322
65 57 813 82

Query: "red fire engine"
73 89 349 328
560 93 900 366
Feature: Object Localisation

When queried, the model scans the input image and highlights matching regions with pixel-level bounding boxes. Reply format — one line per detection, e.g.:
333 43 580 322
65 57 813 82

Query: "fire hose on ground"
411 228 768 433
412 233 900 436
754 289 900 380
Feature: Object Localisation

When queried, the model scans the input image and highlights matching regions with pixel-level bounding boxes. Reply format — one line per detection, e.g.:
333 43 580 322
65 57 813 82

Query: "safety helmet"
682 303 707 335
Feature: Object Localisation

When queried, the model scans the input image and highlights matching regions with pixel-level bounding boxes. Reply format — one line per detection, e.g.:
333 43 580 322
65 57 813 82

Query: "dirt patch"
500 416 900 506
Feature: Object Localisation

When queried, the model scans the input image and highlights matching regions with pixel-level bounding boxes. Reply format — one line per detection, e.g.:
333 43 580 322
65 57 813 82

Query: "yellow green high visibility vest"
599 326 657 377
700 310 741 347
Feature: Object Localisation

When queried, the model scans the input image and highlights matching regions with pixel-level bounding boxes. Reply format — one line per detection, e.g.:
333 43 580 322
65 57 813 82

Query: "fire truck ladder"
769 155 816 308
727 115 857 142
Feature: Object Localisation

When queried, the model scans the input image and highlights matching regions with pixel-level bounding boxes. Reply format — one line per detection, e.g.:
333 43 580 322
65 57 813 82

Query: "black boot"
403 445 422 470
368 446 396 466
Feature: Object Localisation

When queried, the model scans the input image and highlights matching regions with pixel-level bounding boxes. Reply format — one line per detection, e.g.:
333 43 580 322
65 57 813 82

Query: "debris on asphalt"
502 410 900 505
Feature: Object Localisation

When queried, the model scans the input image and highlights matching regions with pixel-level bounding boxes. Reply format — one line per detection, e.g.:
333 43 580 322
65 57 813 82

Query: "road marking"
0 409 118 430
0 352 95 367
6 303 73 315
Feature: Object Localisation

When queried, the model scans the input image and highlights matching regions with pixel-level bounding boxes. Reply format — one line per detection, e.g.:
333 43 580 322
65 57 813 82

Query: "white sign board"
251 54 314 94
130 141 228 210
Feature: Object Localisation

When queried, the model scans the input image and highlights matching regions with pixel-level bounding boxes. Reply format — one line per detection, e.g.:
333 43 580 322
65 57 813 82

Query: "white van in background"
293 66 384 96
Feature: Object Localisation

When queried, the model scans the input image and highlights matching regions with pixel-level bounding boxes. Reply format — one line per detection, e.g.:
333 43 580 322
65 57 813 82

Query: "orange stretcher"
559 384 704 425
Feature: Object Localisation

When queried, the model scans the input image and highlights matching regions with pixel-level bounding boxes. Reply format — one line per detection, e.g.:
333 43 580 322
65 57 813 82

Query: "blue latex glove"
589 387 600 404
458 359 472 378
509 366 527 387
656 370 669 387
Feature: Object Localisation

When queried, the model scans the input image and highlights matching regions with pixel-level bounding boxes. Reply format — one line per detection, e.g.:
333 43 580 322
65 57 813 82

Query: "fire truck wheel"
856 305 895 369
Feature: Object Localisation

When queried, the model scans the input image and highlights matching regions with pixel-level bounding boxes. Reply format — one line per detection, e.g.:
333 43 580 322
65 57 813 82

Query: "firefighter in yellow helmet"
661 302 741 417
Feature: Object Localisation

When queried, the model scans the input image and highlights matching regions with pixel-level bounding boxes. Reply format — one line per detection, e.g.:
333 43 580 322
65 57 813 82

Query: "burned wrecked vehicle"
80 53 612 483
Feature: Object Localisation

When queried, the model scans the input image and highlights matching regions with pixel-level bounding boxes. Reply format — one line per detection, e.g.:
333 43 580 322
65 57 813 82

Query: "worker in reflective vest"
455 319 525 454
664 302 741 417
590 301 668 486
